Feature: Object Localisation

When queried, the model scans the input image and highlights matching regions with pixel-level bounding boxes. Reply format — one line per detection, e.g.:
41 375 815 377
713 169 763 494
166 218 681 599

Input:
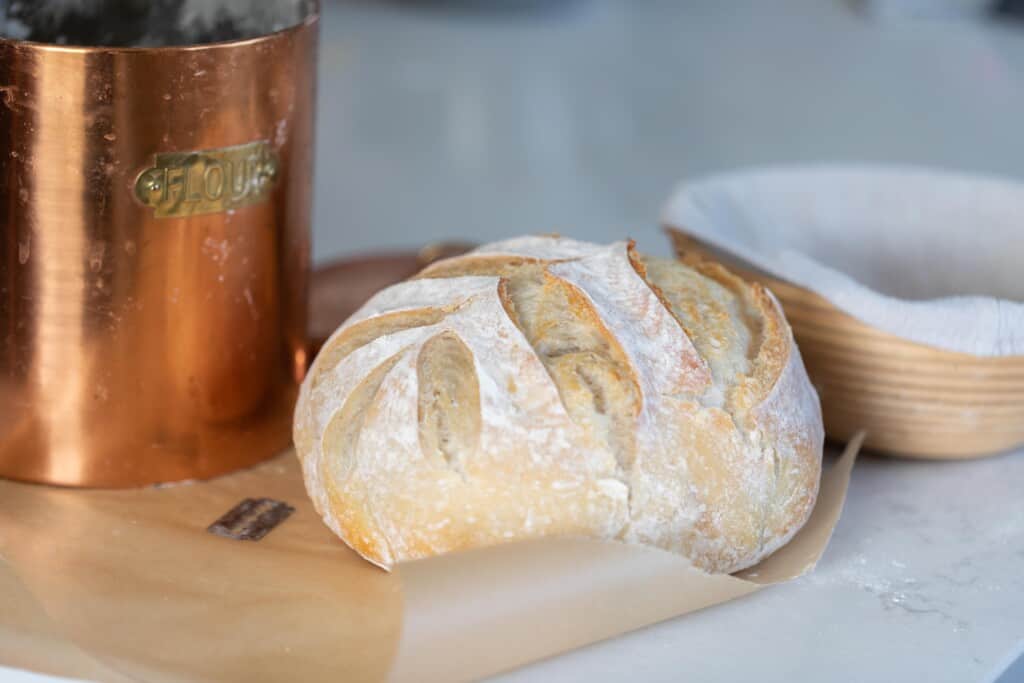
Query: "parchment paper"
662 165 1024 357
0 436 860 683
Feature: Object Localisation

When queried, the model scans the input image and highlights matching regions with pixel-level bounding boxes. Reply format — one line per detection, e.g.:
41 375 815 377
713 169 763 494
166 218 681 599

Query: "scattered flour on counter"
805 551 970 632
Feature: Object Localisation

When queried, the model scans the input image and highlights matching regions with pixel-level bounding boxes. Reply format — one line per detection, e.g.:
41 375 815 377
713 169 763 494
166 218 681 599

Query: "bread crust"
294 237 823 573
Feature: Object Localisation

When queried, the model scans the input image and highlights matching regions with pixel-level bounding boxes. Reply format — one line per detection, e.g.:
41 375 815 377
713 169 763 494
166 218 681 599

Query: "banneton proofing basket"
0 1 319 487
663 166 1024 459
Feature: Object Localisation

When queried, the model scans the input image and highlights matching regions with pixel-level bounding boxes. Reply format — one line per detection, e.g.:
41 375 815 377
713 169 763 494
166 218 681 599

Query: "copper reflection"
0 13 318 487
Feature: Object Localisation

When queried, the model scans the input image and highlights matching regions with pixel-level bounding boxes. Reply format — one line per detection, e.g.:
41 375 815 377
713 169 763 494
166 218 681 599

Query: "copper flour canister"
0 2 319 487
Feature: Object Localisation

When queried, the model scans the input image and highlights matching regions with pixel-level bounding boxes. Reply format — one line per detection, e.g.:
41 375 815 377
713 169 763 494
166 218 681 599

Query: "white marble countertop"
4 0 1024 681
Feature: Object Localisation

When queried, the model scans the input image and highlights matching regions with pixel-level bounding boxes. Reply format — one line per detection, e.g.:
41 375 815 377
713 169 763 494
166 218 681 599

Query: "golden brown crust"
653 247 789 414
417 254 545 279
309 308 452 390
647 243 821 562
628 242 702 358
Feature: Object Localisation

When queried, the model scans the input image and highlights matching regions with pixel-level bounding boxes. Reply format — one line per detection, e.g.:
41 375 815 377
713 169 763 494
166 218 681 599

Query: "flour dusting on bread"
294 236 824 573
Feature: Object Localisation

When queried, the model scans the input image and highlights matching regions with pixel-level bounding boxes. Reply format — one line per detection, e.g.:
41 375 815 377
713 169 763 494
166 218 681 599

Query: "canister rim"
0 1 319 53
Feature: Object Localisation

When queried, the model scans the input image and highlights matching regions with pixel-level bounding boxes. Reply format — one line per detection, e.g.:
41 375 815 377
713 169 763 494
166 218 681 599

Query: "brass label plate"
135 140 279 218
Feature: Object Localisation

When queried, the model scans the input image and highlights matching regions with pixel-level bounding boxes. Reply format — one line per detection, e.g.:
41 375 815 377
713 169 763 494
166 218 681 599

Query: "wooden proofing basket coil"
667 229 1024 460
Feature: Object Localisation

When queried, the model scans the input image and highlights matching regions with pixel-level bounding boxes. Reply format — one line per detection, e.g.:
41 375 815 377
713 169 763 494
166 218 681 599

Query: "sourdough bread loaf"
294 237 824 573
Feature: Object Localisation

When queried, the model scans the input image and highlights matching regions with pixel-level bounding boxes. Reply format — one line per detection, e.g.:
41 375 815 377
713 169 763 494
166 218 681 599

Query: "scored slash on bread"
294 236 824 573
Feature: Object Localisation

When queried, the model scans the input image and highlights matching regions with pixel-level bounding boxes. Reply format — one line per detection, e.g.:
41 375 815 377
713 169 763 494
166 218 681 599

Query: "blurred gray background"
312 0 1024 262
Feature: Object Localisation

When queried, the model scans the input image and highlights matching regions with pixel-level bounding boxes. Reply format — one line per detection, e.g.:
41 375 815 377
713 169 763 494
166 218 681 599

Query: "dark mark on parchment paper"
207 498 295 541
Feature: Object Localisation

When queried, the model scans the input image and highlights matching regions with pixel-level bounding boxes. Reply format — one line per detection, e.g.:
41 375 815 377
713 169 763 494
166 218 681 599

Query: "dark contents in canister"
0 0 315 47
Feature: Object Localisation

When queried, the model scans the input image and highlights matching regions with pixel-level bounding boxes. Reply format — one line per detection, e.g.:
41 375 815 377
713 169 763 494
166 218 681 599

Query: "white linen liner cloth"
661 165 1024 357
